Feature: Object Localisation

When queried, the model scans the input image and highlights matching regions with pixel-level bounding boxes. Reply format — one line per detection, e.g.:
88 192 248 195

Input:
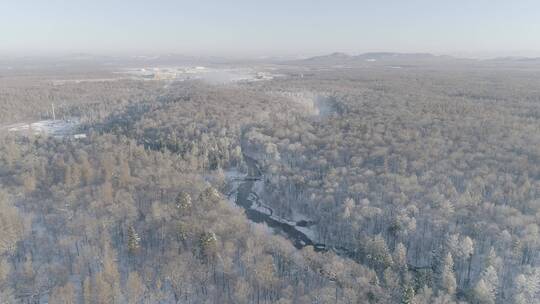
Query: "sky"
1 0 540 58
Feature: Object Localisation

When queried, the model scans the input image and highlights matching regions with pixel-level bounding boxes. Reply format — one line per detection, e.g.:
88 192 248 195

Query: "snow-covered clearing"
121 66 280 84
296 226 317 243
3 119 84 138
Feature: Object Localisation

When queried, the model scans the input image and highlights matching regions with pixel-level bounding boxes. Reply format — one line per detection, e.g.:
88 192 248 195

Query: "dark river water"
234 154 333 251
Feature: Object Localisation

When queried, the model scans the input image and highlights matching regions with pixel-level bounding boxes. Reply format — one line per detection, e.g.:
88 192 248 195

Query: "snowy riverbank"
225 159 319 247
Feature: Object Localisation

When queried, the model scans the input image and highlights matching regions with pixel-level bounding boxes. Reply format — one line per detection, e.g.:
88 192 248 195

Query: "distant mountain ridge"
292 52 456 66
489 56 540 62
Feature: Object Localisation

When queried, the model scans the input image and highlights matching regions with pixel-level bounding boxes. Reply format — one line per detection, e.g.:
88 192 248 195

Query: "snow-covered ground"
3 119 84 138
252 180 265 197
296 226 317 242
52 78 122 85
252 203 273 216
120 66 281 84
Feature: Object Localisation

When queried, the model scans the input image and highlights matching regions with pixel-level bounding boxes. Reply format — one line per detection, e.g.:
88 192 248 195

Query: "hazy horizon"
2 1 540 58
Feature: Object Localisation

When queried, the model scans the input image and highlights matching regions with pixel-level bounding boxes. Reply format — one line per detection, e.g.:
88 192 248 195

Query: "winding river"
232 153 339 252
232 153 429 273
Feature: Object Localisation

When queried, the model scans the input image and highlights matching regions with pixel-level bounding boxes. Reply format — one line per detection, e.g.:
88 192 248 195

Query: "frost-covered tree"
127 226 141 254
175 191 192 214
441 253 457 297
513 270 540 304
475 266 499 302
394 242 408 274
365 235 393 270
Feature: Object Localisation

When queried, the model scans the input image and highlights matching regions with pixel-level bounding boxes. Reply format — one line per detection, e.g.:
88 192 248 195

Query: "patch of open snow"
251 204 272 216
121 66 278 83
4 119 81 138
296 226 317 242
252 180 264 194
52 78 122 85
269 215 297 226
247 193 258 202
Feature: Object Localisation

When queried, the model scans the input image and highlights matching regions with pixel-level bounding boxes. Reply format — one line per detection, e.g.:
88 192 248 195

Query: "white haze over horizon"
1 1 540 59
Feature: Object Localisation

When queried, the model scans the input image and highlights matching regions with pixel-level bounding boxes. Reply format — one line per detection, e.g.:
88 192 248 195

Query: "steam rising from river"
270 91 336 117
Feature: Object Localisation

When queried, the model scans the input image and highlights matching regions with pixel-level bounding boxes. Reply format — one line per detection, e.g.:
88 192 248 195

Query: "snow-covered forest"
1 61 540 303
